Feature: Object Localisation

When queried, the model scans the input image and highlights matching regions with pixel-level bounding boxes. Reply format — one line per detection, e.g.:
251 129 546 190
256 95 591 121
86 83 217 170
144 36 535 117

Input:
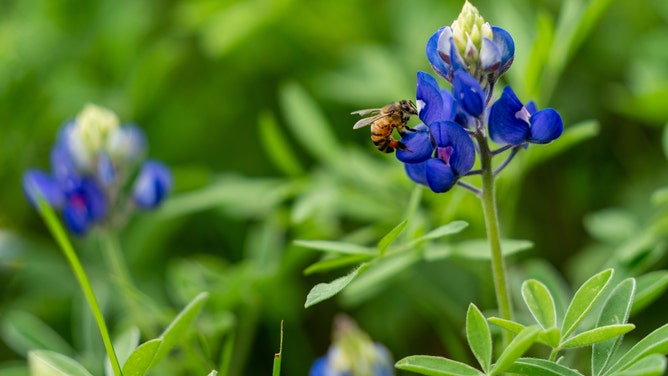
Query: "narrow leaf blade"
122 339 162 376
522 279 557 329
561 269 614 339
294 240 376 255
632 271 668 315
615 353 666 376
153 292 209 366
593 278 636 376
606 323 668 374
28 350 93 376
508 358 584 376
466 304 492 373
305 264 369 308
378 220 408 256
395 355 484 376
562 324 635 348
491 326 540 376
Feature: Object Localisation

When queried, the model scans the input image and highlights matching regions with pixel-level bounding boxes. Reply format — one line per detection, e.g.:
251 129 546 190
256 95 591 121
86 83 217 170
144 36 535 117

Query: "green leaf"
342 252 419 305
0 311 73 357
279 81 341 165
605 323 668 375
421 221 469 241
632 271 668 314
258 111 304 177
561 269 614 339
466 304 492 373
523 120 599 171
487 317 526 336
593 278 636 376
490 326 540 376
522 279 557 329
121 339 161 376
207 371 219 376
303 254 373 275
523 260 571 320
395 355 484 376
562 324 635 348
294 240 375 255
152 292 209 367
424 239 532 261
615 354 667 376
272 321 283 376
508 358 584 376
378 220 408 256
28 350 93 376
304 264 369 308
106 326 140 375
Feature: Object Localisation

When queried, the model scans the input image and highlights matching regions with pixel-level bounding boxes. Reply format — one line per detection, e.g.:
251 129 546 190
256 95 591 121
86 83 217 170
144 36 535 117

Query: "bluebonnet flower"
426 0 514 93
23 104 172 235
395 71 477 193
489 86 563 146
310 315 394 376
387 1 564 194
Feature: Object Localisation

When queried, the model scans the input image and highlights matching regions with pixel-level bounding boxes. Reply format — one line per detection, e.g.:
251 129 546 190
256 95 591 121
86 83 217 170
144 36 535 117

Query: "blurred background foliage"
1 0 668 374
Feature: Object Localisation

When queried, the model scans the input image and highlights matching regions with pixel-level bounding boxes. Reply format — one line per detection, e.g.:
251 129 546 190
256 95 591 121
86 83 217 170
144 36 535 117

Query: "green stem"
37 200 123 376
474 132 513 346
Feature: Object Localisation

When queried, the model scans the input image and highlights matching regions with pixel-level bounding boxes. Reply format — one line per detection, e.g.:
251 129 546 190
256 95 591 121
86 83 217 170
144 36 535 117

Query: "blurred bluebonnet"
392 0 563 193
23 104 172 235
310 315 394 376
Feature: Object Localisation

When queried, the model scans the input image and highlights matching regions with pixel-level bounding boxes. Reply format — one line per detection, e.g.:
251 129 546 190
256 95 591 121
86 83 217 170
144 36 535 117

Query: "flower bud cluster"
397 1 564 193
23 104 172 235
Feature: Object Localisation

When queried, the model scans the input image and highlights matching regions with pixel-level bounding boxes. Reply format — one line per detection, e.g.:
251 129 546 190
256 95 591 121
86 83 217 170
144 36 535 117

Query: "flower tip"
132 160 173 210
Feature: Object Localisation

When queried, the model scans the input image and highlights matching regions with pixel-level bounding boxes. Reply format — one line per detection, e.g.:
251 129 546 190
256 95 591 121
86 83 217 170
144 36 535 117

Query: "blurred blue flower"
489 86 563 146
23 104 172 235
310 315 394 376
133 160 173 210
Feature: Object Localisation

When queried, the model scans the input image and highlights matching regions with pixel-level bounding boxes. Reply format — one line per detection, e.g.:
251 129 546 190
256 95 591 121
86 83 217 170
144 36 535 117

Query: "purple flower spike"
489 86 563 146
133 160 173 210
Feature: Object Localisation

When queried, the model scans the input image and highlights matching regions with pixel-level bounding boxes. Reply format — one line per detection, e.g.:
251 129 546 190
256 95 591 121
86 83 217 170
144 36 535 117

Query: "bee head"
400 100 418 115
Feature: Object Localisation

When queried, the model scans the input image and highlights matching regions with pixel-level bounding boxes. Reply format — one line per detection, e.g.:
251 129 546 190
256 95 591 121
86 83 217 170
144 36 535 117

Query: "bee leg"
397 125 419 137
389 139 412 152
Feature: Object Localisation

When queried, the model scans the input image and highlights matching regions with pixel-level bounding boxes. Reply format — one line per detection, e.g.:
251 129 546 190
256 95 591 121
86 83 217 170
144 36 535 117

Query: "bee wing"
351 108 381 116
352 113 388 129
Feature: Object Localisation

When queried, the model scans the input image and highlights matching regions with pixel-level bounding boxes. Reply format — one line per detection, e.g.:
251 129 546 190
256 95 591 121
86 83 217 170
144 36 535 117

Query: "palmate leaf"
593 278 636 376
522 279 557 330
395 355 484 376
466 304 492 373
561 269 614 339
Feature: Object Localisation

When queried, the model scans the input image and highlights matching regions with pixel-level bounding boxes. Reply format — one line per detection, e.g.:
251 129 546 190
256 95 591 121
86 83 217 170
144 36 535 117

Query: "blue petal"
480 37 501 73
309 356 328 376
97 152 117 187
426 27 450 80
22 169 64 208
416 71 443 125
396 124 433 163
453 70 485 117
436 27 453 65
449 41 467 77
526 101 538 115
528 108 563 144
50 133 78 183
62 196 92 236
488 86 529 145
429 121 476 176
404 160 429 186
78 177 107 222
439 89 457 122
426 158 456 193
132 160 173 210
492 26 515 75
108 124 147 164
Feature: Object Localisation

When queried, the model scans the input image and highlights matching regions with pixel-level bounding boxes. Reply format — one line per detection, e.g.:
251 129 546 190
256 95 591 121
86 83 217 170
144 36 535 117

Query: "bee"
351 100 418 153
